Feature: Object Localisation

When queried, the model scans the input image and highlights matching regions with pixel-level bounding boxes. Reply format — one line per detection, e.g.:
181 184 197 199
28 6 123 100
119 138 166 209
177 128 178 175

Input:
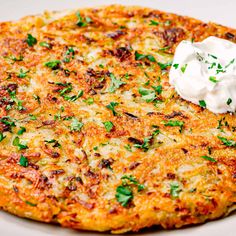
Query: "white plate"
0 0 235 235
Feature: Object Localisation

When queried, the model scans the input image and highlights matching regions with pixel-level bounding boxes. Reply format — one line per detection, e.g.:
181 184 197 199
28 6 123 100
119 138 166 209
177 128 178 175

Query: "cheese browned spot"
0 5 235 234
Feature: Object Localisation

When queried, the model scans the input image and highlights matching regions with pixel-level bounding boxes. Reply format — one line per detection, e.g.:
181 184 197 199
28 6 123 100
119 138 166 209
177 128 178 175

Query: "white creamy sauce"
169 36 236 114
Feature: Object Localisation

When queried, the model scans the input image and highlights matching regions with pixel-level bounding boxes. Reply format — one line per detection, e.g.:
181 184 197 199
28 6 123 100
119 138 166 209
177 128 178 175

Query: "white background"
0 0 235 236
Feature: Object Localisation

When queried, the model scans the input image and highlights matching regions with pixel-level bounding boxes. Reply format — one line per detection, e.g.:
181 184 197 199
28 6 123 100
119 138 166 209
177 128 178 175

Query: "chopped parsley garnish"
115 175 144 207
164 120 184 133
0 133 6 142
165 20 172 26
103 121 114 132
170 182 181 198
108 73 126 93
217 136 236 147
121 175 144 192
44 139 61 148
29 114 37 120
19 154 28 167
124 144 132 152
152 85 162 95
44 60 61 70
26 34 37 47
25 201 37 207
227 98 232 105
13 136 28 150
17 127 26 135
199 100 206 108
39 41 51 49
76 12 92 27
8 90 25 111
83 97 94 105
138 87 156 103
149 20 159 26
209 76 219 83
0 116 16 131
33 94 41 104
133 136 152 152
64 90 83 102
7 55 23 62
56 82 72 96
200 155 217 162
159 46 171 51
181 64 188 73
70 118 83 132
135 51 156 62
106 102 119 116
173 63 179 69
158 61 172 70
225 58 235 68
17 69 29 78
64 47 75 63
115 185 133 207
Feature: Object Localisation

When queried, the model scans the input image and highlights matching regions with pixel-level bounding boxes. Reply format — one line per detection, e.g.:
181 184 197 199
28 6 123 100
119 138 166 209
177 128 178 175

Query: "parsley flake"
70 118 83 132
138 87 156 103
103 121 114 132
44 60 61 70
106 102 119 116
26 34 37 47
227 98 232 105
0 133 6 142
13 136 28 150
201 155 217 162
17 127 26 135
19 154 28 167
115 186 133 207
164 120 184 133
217 136 236 147
108 73 126 93
199 100 206 108
170 182 181 198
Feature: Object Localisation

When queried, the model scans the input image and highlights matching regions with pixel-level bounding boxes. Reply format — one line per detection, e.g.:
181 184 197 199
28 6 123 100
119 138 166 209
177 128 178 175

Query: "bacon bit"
181 148 188 154
43 148 60 158
35 175 52 189
109 207 118 214
84 170 98 179
146 111 163 116
75 176 83 184
99 158 114 169
13 185 19 193
28 163 39 170
129 162 140 170
163 28 185 45
124 112 139 119
78 199 95 210
46 94 58 103
67 185 77 191
166 173 175 179
225 32 235 40
142 11 160 18
23 152 41 158
42 120 55 126
50 169 65 177
128 137 143 145
107 30 126 39
165 111 188 119
86 68 106 90
114 47 131 62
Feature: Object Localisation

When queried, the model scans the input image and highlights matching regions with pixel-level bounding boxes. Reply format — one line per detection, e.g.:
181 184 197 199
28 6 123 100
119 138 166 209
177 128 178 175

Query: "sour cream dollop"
169 36 236 114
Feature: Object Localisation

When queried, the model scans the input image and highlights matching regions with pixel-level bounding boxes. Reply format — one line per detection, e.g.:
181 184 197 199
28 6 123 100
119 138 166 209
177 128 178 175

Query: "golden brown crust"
0 4 235 233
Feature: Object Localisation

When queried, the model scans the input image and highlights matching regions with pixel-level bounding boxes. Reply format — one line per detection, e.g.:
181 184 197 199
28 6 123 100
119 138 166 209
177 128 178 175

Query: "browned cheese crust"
0 5 235 234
